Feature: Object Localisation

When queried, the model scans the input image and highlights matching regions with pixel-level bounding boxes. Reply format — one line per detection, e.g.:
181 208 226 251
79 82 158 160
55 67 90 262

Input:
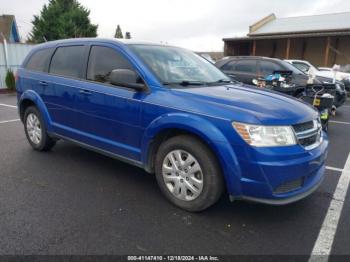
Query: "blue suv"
16 38 328 211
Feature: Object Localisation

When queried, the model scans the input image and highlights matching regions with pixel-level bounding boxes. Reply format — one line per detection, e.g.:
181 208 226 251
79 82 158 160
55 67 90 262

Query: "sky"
2 0 350 51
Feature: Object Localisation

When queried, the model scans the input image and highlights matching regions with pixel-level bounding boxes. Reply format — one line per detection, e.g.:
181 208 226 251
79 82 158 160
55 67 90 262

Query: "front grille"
273 178 304 194
293 121 314 133
299 134 319 147
292 120 321 149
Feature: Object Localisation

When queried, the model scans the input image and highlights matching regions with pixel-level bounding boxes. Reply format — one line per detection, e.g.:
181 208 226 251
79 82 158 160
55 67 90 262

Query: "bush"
5 69 15 90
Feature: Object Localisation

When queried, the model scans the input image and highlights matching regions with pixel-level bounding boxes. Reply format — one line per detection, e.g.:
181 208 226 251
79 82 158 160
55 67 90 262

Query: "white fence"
0 43 34 89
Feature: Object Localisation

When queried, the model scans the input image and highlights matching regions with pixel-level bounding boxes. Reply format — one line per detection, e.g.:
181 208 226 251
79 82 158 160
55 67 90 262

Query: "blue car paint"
17 38 328 204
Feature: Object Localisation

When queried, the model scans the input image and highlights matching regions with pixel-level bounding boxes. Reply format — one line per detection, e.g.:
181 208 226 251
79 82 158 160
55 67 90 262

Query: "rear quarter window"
49 46 85 78
25 48 54 72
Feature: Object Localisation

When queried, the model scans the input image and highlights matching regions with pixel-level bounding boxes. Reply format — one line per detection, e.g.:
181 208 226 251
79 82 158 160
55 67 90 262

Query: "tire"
295 91 304 99
155 135 224 212
24 106 56 151
322 121 329 132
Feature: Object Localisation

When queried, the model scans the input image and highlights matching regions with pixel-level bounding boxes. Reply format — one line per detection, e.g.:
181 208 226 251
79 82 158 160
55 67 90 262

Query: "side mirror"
110 69 146 91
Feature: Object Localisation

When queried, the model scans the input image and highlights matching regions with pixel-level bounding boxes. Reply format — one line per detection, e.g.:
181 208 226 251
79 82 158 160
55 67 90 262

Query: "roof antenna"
43 36 47 42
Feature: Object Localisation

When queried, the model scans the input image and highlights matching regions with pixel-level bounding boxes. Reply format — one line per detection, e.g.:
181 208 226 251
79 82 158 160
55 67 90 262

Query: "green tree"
125 32 131 39
28 0 97 43
5 69 15 90
114 25 123 39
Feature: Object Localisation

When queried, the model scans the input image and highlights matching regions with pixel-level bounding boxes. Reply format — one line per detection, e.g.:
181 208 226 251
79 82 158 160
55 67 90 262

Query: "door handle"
39 81 48 86
79 89 92 95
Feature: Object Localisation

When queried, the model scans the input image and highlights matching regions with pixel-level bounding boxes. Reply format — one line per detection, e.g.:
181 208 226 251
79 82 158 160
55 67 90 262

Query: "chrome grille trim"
293 119 322 149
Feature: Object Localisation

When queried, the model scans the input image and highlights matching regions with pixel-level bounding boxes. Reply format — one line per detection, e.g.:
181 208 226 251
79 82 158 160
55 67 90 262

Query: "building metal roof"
0 14 20 43
223 30 350 42
249 12 350 36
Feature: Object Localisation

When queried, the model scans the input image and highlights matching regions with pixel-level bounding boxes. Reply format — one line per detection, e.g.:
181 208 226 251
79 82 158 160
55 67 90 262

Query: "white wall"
0 43 34 88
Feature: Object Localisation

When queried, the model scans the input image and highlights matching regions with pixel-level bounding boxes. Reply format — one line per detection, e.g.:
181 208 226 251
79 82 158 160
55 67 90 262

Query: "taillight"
15 71 19 82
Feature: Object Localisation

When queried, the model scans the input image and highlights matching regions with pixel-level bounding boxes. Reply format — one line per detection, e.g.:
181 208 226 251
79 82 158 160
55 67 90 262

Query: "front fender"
18 90 53 133
141 113 243 195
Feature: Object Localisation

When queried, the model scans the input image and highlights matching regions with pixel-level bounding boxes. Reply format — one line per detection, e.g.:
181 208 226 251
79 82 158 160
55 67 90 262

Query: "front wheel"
24 106 56 151
155 135 224 212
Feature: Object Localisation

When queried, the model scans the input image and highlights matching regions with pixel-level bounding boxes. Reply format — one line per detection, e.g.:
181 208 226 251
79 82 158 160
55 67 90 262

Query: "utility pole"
0 32 9 70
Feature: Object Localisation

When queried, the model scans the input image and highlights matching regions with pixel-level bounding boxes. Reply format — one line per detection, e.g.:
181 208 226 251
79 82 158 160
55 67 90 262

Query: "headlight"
233 122 297 147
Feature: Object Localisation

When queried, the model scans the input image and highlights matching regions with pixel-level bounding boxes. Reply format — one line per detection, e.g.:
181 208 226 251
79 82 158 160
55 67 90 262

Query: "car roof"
32 38 174 49
222 56 284 61
215 56 284 66
285 59 309 64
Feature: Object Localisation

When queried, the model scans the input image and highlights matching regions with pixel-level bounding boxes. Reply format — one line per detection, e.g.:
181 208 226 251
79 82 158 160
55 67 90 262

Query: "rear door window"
221 60 237 71
49 46 85 78
87 46 133 84
25 48 54 72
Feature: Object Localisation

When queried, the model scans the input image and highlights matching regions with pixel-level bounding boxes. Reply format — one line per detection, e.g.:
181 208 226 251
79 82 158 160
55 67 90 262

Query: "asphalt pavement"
0 93 349 258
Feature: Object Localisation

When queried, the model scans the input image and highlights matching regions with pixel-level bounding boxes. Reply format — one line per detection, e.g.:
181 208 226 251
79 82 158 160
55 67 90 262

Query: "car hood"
173 84 318 125
314 70 346 81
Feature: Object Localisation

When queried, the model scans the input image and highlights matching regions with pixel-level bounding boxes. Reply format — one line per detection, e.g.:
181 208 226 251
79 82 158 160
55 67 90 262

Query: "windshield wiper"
215 79 232 83
163 80 206 86
206 79 232 85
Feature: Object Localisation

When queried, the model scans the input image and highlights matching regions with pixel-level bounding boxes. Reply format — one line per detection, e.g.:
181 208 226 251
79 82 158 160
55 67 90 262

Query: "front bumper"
230 132 328 204
334 90 347 107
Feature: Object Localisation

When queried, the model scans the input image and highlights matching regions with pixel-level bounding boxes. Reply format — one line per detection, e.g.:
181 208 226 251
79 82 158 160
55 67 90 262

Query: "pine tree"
114 25 123 39
28 0 97 43
125 32 131 39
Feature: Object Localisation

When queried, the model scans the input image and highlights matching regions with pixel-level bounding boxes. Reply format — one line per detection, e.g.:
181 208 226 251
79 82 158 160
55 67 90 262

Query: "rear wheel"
24 106 56 151
155 135 224 212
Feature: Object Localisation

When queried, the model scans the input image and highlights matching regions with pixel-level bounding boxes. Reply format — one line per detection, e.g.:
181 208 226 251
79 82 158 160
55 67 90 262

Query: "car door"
43 44 88 134
221 59 258 84
75 44 145 161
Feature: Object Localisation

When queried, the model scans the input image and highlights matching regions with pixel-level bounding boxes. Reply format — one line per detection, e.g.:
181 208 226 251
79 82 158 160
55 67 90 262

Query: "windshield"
292 62 310 73
128 44 230 86
309 63 320 72
280 60 306 75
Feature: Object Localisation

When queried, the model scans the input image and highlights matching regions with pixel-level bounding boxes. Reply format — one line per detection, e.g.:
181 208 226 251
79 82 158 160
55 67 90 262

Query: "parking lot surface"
0 93 349 257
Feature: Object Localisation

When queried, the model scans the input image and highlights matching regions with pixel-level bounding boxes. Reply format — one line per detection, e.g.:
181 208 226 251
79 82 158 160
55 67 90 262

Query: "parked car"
311 75 347 107
286 59 350 93
215 56 346 108
198 53 215 64
17 39 328 211
318 67 333 72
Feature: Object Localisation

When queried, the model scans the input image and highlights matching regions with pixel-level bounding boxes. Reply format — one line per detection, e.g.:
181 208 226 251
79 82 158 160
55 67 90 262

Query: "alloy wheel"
26 113 42 145
162 150 204 201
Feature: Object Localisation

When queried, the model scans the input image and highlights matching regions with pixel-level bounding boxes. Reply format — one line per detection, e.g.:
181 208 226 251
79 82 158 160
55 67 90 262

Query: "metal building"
0 14 33 88
223 12 350 67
